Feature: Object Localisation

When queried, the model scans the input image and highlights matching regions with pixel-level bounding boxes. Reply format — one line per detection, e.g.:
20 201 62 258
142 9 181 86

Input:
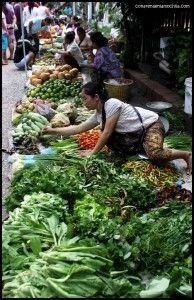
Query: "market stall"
2 30 192 299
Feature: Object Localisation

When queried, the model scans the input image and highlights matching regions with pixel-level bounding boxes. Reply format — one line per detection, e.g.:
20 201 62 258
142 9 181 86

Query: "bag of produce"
50 112 70 127
35 100 56 121
56 103 77 123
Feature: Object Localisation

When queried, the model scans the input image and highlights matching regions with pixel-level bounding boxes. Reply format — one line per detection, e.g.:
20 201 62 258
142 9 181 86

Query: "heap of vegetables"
12 112 49 143
75 129 108 151
123 160 179 189
26 79 82 103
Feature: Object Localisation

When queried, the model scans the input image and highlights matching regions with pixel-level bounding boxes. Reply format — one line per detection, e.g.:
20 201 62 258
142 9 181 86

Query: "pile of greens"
3 140 192 298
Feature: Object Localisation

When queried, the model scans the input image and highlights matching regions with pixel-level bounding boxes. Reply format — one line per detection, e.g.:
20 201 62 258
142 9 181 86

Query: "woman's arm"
90 111 120 155
46 7 51 16
42 120 97 136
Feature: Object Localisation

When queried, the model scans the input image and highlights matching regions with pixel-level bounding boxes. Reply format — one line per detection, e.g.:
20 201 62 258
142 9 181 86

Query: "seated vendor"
80 31 122 83
52 31 84 70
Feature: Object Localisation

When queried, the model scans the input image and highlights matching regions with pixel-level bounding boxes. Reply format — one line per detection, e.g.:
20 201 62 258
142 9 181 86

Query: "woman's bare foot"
185 152 192 175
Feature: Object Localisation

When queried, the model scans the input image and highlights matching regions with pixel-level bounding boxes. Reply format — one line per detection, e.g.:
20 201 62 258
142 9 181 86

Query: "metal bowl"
146 101 172 113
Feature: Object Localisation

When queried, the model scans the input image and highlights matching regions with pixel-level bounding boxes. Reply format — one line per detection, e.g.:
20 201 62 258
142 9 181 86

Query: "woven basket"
104 78 133 102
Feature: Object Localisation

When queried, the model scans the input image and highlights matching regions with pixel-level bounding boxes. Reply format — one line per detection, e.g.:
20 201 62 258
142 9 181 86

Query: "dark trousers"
24 27 39 52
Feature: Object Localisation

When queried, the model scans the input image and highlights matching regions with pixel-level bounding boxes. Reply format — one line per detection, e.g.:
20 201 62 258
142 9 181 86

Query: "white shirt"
23 6 39 27
2 12 7 34
66 41 84 64
88 98 159 133
75 34 92 48
37 5 49 18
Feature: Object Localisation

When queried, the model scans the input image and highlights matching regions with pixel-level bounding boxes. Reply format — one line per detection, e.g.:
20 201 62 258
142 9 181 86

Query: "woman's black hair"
65 31 75 42
72 15 79 22
28 2 35 14
90 32 108 47
77 26 85 34
44 16 53 24
82 82 109 129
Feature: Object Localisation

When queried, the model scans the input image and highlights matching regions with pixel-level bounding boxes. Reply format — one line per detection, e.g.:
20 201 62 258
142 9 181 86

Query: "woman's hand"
78 149 93 157
42 127 54 134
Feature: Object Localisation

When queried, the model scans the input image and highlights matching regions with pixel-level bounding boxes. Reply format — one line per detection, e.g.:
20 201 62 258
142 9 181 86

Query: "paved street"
2 61 27 220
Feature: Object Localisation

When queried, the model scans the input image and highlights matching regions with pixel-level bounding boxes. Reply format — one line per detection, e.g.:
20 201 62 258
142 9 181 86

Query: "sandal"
2 61 8 65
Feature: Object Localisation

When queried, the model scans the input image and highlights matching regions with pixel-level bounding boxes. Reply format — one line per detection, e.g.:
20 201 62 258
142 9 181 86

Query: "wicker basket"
104 78 133 102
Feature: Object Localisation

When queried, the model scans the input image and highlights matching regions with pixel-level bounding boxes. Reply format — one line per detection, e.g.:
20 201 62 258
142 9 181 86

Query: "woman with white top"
23 2 39 51
37 1 51 18
42 82 192 175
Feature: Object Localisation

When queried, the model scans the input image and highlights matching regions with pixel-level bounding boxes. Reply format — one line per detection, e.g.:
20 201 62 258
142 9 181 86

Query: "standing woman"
23 2 39 51
37 1 51 18
2 2 17 60
2 11 8 65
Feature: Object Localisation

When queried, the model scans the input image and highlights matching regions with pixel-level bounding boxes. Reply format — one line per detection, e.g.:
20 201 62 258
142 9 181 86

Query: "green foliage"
165 29 192 95
163 111 187 133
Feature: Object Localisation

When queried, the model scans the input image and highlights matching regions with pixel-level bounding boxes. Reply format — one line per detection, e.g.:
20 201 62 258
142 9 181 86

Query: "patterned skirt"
143 119 172 161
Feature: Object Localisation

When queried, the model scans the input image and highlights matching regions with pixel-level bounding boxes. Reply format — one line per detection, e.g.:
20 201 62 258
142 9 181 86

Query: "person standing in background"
37 1 51 18
26 16 54 51
2 2 17 60
64 3 73 17
23 2 39 52
13 2 26 42
2 11 8 65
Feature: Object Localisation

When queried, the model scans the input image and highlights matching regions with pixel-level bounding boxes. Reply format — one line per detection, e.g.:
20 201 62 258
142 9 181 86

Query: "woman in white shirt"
23 2 39 51
75 26 92 58
23 2 38 27
42 82 192 175
37 1 51 18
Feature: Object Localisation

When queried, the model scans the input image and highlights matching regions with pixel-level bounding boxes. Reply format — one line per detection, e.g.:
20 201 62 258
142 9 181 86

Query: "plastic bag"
56 103 77 123
50 112 70 128
35 100 56 121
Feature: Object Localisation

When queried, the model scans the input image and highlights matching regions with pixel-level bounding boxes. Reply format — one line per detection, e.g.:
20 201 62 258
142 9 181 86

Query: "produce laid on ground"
3 48 192 298
12 112 49 144
123 160 179 189
34 53 57 67
29 65 79 86
75 129 108 151
3 145 192 298
26 78 82 103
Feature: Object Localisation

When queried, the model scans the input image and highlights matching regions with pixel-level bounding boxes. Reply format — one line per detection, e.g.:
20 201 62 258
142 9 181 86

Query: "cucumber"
22 124 32 132
12 132 24 138
30 122 41 132
27 112 48 125
36 114 49 125
34 121 45 129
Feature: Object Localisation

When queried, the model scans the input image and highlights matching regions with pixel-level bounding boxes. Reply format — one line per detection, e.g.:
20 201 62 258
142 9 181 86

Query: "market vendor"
14 35 38 70
26 16 54 52
51 31 84 70
42 82 192 175
80 31 122 83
